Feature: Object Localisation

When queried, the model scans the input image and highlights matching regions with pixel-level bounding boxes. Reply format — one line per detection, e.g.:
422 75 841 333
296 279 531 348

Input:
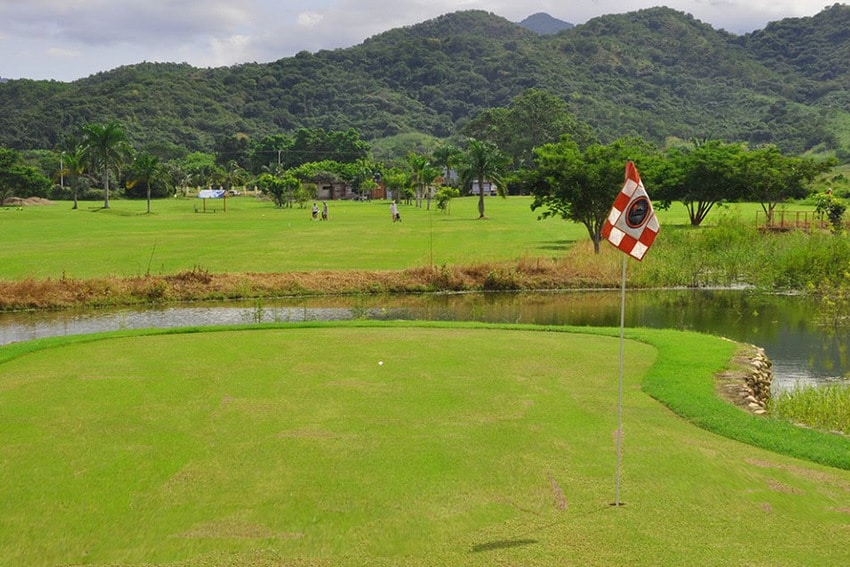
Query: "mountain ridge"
517 12 574 34
0 6 848 159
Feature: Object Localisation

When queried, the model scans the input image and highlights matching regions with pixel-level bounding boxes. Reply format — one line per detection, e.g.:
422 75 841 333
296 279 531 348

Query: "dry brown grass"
0 244 625 311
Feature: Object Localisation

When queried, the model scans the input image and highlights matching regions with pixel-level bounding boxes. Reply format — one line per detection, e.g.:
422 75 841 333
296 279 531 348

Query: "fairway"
0 196 583 279
1 323 849 566
0 196 783 280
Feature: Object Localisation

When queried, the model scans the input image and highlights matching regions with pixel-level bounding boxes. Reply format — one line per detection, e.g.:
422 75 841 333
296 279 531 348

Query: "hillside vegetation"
2 6 850 158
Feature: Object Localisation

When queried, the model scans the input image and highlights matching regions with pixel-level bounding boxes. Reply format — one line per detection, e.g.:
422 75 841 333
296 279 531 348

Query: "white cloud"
296 12 325 28
205 34 253 68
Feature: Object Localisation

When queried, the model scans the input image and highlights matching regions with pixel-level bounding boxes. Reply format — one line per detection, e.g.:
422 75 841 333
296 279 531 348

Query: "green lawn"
1 322 848 566
0 196 795 280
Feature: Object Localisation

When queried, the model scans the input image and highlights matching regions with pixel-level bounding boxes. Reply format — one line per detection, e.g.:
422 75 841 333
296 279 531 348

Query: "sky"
0 1 838 82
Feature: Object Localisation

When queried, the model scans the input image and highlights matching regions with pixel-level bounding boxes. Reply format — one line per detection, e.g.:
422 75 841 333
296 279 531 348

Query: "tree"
431 143 462 187
653 140 747 227
127 152 169 213
257 171 300 207
221 159 249 193
457 139 509 219
214 133 250 171
293 161 344 199
284 128 369 169
739 145 835 225
531 137 655 253
59 145 87 209
81 121 131 208
461 88 597 169
407 153 440 208
382 168 412 203
249 134 293 174
177 152 220 194
435 185 461 214
280 172 302 208
0 148 53 205
421 160 440 211
814 191 847 233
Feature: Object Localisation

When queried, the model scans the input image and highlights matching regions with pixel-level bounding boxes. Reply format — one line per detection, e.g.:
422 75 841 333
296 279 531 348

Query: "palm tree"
431 143 461 186
407 153 440 209
458 140 509 219
61 146 87 210
221 159 248 194
127 152 169 214
81 121 130 209
420 162 440 211
56 135 87 209
407 153 429 208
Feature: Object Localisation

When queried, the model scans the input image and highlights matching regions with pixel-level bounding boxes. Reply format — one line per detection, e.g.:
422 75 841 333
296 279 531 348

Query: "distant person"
390 200 401 222
312 202 319 220
321 201 328 220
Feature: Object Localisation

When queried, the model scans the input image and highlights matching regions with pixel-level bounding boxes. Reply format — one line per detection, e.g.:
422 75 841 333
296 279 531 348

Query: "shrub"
482 268 519 291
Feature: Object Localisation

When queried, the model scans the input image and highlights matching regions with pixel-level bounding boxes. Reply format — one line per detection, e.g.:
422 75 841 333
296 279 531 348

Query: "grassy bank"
1 322 849 566
4 196 849 310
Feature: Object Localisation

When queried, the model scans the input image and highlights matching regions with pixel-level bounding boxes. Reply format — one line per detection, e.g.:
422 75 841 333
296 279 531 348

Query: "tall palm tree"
458 140 509 219
420 162 440 211
61 146 87 210
431 144 461 186
127 152 169 214
407 153 440 209
81 121 130 209
407 153 429 208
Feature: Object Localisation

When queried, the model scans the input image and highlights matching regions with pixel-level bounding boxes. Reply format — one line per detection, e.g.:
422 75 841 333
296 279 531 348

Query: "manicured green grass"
1 322 849 566
0 196 787 280
0 197 575 279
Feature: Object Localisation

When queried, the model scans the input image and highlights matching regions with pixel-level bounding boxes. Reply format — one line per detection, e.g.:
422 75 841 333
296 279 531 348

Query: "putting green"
1 323 849 566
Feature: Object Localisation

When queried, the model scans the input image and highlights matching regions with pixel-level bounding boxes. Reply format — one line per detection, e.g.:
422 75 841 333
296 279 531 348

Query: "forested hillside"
1 5 850 159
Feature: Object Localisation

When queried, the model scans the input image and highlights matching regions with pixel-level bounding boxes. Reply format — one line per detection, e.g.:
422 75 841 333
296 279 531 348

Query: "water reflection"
0 290 847 393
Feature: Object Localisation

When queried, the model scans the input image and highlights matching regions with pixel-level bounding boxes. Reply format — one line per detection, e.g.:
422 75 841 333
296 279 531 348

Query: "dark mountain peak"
517 12 574 35
364 10 536 45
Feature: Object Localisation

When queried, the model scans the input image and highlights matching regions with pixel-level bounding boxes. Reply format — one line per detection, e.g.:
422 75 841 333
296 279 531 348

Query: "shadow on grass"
89 206 137 216
538 239 576 251
436 216 491 222
471 538 538 553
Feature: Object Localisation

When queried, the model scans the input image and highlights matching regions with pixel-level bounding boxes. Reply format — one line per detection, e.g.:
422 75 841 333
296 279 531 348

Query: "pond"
0 289 847 393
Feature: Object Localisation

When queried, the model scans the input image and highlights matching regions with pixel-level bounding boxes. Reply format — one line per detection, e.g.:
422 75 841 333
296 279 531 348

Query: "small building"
470 180 497 196
316 181 357 200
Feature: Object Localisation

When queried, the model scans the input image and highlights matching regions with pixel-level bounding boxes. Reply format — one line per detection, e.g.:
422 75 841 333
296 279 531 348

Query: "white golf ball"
378 361 383 366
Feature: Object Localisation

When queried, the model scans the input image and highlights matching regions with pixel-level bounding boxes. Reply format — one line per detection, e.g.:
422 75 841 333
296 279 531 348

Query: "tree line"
2 89 840 251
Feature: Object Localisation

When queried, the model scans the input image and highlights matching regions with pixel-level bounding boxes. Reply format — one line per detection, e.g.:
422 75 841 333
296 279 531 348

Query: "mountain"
517 13 574 34
0 6 849 159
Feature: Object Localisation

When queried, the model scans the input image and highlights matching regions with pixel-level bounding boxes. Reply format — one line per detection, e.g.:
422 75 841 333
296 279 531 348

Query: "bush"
482 268 519 291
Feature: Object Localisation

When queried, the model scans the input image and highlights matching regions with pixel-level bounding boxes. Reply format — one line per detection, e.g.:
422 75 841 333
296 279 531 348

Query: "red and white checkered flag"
601 162 659 261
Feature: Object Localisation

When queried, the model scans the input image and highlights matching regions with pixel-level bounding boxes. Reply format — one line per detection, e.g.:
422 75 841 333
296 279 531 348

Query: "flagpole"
614 253 627 507
603 160 658 507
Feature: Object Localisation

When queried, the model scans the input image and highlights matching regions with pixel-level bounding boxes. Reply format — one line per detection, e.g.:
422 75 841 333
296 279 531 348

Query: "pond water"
0 289 847 393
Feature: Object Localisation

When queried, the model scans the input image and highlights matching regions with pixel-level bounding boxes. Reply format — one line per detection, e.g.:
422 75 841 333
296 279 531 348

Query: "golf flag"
601 161 659 261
